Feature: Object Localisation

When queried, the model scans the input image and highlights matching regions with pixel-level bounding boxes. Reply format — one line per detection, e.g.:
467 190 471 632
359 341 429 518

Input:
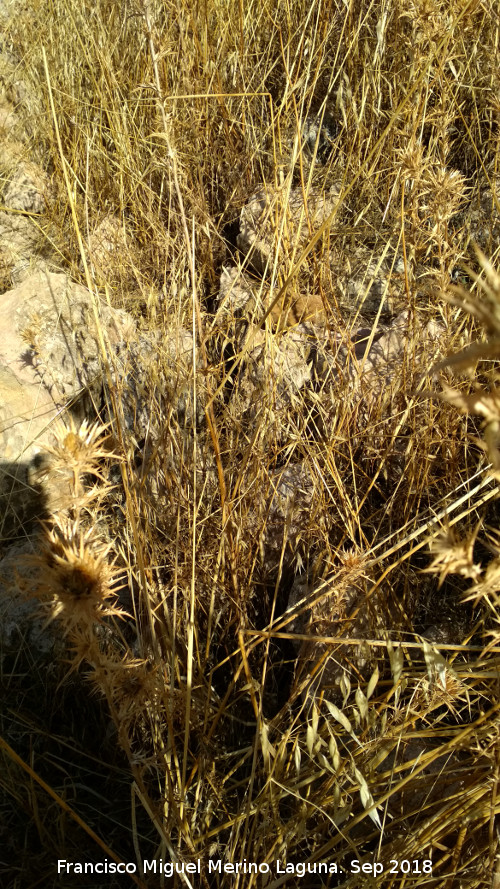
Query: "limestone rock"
0 208 40 287
217 263 325 329
85 214 126 274
83 214 141 288
112 326 206 439
0 363 56 463
230 324 313 428
278 112 338 169
217 264 262 319
312 311 444 402
299 113 337 165
0 99 17 136
0 271 136 464
0 158 52 287
237 183 340 276
335 250 405 318
3 159 49 213
18 271 137 403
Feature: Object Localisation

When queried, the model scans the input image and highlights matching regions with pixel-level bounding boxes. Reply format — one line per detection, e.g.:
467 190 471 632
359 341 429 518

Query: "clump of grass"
1 0 500 886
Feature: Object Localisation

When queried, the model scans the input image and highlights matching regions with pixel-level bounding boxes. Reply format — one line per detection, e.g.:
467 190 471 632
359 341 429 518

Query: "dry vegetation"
2 0 500 886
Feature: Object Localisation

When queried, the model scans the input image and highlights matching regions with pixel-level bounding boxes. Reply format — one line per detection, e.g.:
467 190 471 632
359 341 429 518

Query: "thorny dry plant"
1 0 500 887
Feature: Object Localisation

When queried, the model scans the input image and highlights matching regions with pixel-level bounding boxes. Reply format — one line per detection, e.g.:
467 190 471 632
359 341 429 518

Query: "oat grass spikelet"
3 0 500 884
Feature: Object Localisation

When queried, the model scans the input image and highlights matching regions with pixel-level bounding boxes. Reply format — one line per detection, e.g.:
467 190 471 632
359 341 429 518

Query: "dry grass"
1 0 500 886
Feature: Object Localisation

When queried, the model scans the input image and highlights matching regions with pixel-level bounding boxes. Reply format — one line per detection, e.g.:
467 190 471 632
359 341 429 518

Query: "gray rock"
0 539 62 661
18 271 137 404
237 183 341 276
0 271 136 464
110 327 206 439
300 113 337 164
0 156 52 288
3 159 49 213
312 310 443 401
229 324 314 435
335 250 405 318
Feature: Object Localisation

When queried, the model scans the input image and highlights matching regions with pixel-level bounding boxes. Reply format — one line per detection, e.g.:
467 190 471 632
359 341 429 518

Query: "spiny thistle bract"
27 520 128 636
18 418 127 635
2 0 500 886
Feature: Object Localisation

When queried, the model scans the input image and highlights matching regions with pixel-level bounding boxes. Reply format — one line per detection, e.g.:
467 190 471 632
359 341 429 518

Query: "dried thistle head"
45 417 116 481
88 654 160 723
465 561 500 611
427 524 481 588
85 653 170 752
435 248 500 469
64 625 102 673
423 166 467 225
23 519 128 635
397 139 427 188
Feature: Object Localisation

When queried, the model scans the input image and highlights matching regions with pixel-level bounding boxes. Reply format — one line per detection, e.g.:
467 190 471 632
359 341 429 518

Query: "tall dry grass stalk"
1 0 500 886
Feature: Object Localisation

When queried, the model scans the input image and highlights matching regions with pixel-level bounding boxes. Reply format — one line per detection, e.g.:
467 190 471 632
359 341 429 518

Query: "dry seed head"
88 655 160 725
45 417 116 480
415 673 468 717
424 166 467 223
427 526 481 587
65 626 102 672
28 521 128 635
464 556 500 607
397 140 427 187
402 0 450 44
